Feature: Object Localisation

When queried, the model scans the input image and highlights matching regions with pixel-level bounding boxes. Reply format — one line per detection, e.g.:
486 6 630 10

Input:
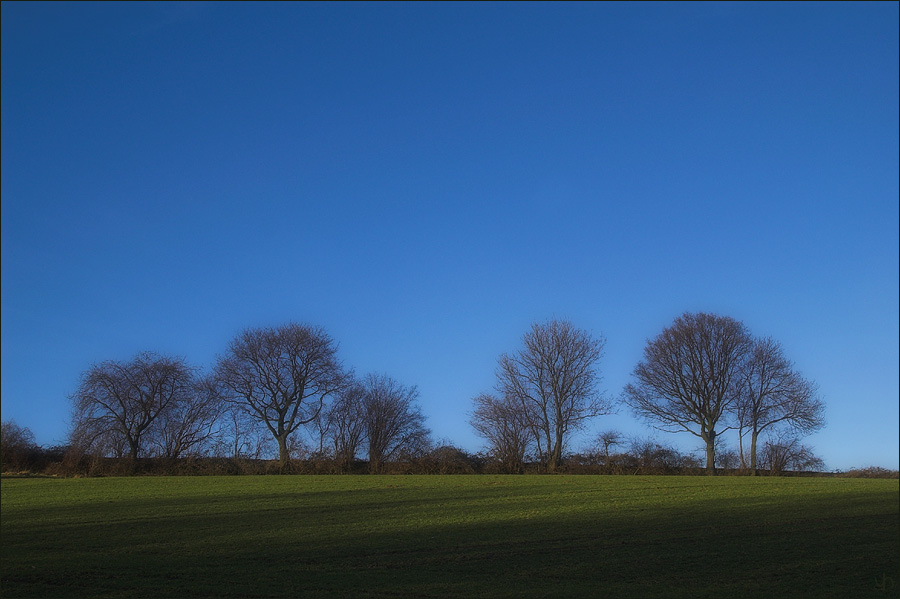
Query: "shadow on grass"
2 479 897 598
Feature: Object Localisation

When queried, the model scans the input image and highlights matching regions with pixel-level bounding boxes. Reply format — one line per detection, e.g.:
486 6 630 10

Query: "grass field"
1 475 897 598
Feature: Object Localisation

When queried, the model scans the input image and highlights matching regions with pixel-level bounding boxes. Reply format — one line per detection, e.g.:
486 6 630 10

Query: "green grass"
1 475 897 598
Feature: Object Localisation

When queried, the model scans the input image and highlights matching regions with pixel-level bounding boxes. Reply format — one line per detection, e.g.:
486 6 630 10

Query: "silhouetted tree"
760 434 825 475
497 319 612 471
737 337 825 475
1 421 38 472
596 429 623 468
151 375 224 459
215 323 345 469
324 381 367 471
70 352 196 462
470 392 533 473
361 374 430 473
624 312 752 475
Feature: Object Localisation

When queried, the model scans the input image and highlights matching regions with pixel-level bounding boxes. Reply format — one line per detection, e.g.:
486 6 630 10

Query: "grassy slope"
1 475 897 598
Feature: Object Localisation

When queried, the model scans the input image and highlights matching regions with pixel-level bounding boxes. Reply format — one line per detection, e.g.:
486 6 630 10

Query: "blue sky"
2 2 897 470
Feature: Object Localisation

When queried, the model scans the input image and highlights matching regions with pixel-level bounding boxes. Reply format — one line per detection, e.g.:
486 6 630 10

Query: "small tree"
324 382 367 471
1 421 38 472
151 375 223 459
497 319 612 471
361 374 430 474
470 392 533 473
596 429 623 468
760 434 825 475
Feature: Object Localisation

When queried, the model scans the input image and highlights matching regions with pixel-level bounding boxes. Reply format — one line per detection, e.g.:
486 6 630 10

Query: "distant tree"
70 352 195 463
626 437 693 474
736 337 825 475
324 381 367 471
361 374 430 474
624 312 752 475
596 429 624 467
497 319 612 472
1 421 38 472
470 392 533 473
150 375 224 459
759 434 825 475
215 323 345 469
214 403 268 460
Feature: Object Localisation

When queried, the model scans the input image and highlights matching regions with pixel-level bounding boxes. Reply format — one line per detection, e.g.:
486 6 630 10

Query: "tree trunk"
368 447 381 474
548 444 562 472
126 436 140 474
750 430 759 477
705 439 717 476
276 434 290 470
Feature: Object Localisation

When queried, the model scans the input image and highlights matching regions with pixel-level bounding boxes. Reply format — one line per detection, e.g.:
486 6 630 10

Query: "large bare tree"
361 374 430 473
70 352 195 462
470 392 533 473
215 323 345 468
737 337 825 475
497 319 611 472
624 312 752 475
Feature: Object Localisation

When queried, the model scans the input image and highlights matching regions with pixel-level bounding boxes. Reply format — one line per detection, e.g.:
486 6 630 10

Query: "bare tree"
215 323 345 469
1 421 38 472
70 352 195 463
497 319 612 472
760 434 825 475
324 381 367 471
361 374 430 474
151 375 224 459
624 312 752 475
737 337 825 475
596 429 623 468
212 403 269 460
470 393 533 473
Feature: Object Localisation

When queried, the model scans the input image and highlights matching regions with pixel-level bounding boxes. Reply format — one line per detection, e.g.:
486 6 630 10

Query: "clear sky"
2 2 898 471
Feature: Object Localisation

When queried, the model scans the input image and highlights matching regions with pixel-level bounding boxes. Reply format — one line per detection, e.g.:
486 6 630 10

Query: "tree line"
0 312 852 477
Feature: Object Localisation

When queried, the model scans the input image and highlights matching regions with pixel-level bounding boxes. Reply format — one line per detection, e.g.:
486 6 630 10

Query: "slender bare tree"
361 374 430 473
70 352 195 463
624 312 752 475
737 337 825 475
470 392 533 473
215 323 345 469
324 381 367 471
596 429 623 468
497 319 612 472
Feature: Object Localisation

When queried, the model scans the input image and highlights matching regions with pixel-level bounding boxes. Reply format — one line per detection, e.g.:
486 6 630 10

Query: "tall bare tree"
70 352 195 462
470 392 533 473
497 319 611 472
737 337 825 475
324 381 367 471
624 312 752 475
215 323 345 469
361 374 430 473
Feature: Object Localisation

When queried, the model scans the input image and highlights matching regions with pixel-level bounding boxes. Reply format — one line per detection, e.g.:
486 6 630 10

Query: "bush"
839 466 899 479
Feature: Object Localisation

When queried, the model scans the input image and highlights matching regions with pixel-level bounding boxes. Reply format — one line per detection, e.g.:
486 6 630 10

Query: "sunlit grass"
2 475 897 598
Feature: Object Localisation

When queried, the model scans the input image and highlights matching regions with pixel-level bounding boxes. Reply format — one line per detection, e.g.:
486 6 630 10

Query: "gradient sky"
2 2 897 470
